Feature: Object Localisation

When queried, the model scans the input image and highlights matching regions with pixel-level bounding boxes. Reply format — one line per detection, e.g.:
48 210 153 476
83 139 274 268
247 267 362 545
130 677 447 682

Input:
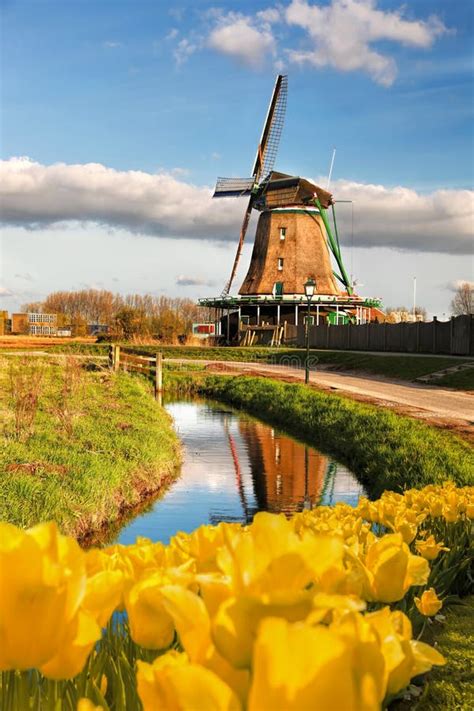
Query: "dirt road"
174 360 473 439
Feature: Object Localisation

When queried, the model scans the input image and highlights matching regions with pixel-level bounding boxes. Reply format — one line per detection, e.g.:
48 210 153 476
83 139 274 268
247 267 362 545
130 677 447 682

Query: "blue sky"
1 0 473 315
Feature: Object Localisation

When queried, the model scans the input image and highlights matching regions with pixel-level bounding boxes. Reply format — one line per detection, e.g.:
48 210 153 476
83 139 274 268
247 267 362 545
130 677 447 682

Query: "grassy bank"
43 341 474 388
0 357 180 537
165 372 474 496
400 598 474 710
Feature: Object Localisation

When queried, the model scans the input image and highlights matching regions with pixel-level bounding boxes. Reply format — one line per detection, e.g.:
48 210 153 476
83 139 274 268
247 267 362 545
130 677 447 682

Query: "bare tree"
451 282 474 316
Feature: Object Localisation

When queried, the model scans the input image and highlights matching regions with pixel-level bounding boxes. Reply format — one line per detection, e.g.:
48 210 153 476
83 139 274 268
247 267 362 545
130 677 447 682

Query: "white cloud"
0 157 242 241
176 275 217 287
174 38 199 66
0 287 14 297
187 1 447 84
286 0 447 86
1 157 472 255
445 279 474 292
207 12 276 68
14 272 34 281
103 41 122 49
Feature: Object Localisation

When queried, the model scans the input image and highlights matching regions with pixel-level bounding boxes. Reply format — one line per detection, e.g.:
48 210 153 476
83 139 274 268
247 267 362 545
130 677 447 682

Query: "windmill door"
274 281 284 296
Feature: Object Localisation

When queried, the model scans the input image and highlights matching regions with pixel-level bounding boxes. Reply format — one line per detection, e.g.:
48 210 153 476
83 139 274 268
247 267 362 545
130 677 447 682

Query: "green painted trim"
314 198 353 295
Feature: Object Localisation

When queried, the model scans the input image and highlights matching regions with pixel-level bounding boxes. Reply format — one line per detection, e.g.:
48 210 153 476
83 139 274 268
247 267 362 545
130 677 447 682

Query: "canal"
118 398 365 545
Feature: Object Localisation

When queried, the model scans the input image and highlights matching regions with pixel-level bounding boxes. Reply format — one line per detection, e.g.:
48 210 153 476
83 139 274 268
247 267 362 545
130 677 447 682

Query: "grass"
0 357 180 537
164 372 474 497
43 342 474 388
434 368 474 390
392 598 474 710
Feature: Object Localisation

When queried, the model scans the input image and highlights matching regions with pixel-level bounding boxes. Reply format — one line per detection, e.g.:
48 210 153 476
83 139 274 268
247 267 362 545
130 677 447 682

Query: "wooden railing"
108 345 163 399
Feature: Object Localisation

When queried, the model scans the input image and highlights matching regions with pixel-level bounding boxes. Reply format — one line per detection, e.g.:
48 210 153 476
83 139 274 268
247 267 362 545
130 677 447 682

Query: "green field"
0 357 180 537
45 342 474 389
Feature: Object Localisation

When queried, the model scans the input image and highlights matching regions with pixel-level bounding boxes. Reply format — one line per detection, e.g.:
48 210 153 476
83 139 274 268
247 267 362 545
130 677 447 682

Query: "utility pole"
413 276 417 321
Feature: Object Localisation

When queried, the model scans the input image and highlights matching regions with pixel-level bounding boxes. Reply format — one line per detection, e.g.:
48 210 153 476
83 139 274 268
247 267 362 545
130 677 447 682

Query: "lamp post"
304 278 316 384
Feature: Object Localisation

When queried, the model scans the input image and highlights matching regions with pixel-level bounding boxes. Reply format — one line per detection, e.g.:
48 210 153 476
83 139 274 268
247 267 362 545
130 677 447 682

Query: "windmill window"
279 227 286 240
278 258 284 271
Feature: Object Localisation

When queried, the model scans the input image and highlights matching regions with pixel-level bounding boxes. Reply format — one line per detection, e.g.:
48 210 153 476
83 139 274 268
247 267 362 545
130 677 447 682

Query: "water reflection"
117 399 365 545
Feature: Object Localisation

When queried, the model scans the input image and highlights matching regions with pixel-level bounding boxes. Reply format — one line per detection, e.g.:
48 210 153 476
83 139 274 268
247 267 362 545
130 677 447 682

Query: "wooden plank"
120 352 155 364
113 345 120 372
155 352 162 398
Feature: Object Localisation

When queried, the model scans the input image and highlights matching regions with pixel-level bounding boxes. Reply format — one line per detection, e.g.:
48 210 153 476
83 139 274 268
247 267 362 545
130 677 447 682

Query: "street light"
304 278 316 384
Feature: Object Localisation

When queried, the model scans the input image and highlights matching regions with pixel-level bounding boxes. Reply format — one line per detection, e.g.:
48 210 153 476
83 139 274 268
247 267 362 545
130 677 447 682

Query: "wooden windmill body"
239 173 340 298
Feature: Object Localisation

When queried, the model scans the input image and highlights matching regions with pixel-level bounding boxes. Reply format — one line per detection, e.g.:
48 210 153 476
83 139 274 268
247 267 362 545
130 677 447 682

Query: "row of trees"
22 289 208 341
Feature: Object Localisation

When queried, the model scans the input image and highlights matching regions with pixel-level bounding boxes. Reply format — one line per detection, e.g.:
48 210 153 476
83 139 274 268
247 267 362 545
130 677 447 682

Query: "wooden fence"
109 345 163 398
294 315 474 356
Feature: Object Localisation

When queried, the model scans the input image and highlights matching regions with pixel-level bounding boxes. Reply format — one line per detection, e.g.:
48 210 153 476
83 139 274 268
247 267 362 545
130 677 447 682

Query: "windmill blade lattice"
219 75 288 296
253 74 288 184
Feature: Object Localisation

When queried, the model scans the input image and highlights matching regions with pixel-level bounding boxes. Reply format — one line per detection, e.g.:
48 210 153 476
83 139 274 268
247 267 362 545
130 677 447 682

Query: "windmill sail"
219 74 288 296
252 74 288 184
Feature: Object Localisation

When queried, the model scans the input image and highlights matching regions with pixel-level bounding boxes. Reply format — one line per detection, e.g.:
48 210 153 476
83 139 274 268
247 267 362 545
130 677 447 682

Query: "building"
11 313 58 336
0 311 11 336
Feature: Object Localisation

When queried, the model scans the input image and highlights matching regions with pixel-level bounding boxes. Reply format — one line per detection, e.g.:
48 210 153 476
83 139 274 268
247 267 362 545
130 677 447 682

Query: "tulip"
248 617 359 711
364 534 429 602
0 521 87 672
415 535 449 561
77 700 103 711
415 588 443 617
125 573 175 649
137 652 241 711
367 608 445 695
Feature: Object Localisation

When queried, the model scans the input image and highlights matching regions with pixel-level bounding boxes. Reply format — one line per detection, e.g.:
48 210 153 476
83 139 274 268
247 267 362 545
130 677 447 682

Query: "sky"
1 0 473 317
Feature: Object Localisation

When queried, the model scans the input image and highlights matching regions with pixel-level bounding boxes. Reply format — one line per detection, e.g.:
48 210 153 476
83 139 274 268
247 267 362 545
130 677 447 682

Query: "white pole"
413 276 417 320
327 148 336 189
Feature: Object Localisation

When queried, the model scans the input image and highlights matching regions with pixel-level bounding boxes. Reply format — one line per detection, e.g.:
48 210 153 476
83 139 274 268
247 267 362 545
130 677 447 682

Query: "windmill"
199 74 382 341
213 74 353 298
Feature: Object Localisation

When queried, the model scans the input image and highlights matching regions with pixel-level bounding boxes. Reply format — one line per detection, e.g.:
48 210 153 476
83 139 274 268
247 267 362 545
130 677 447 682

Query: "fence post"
113 345 120 372
432 317 437 354
108 344 114 369
416 321 420 353
155 352 163 400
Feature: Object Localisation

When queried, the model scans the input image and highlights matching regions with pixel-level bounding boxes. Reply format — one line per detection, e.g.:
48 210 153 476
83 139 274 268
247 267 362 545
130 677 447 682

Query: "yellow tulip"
391 516 418 545
125 573 175 649
83 570 124 627
415 535 449 561
410 640 446 676
248 617 356 711
77 700 103 711
331 611 386 710
366 607 444 695
0 521 87 672
137 652 241 711
161 585 250 705
415 588 443 617
39 609 100 680
364 534 429 602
